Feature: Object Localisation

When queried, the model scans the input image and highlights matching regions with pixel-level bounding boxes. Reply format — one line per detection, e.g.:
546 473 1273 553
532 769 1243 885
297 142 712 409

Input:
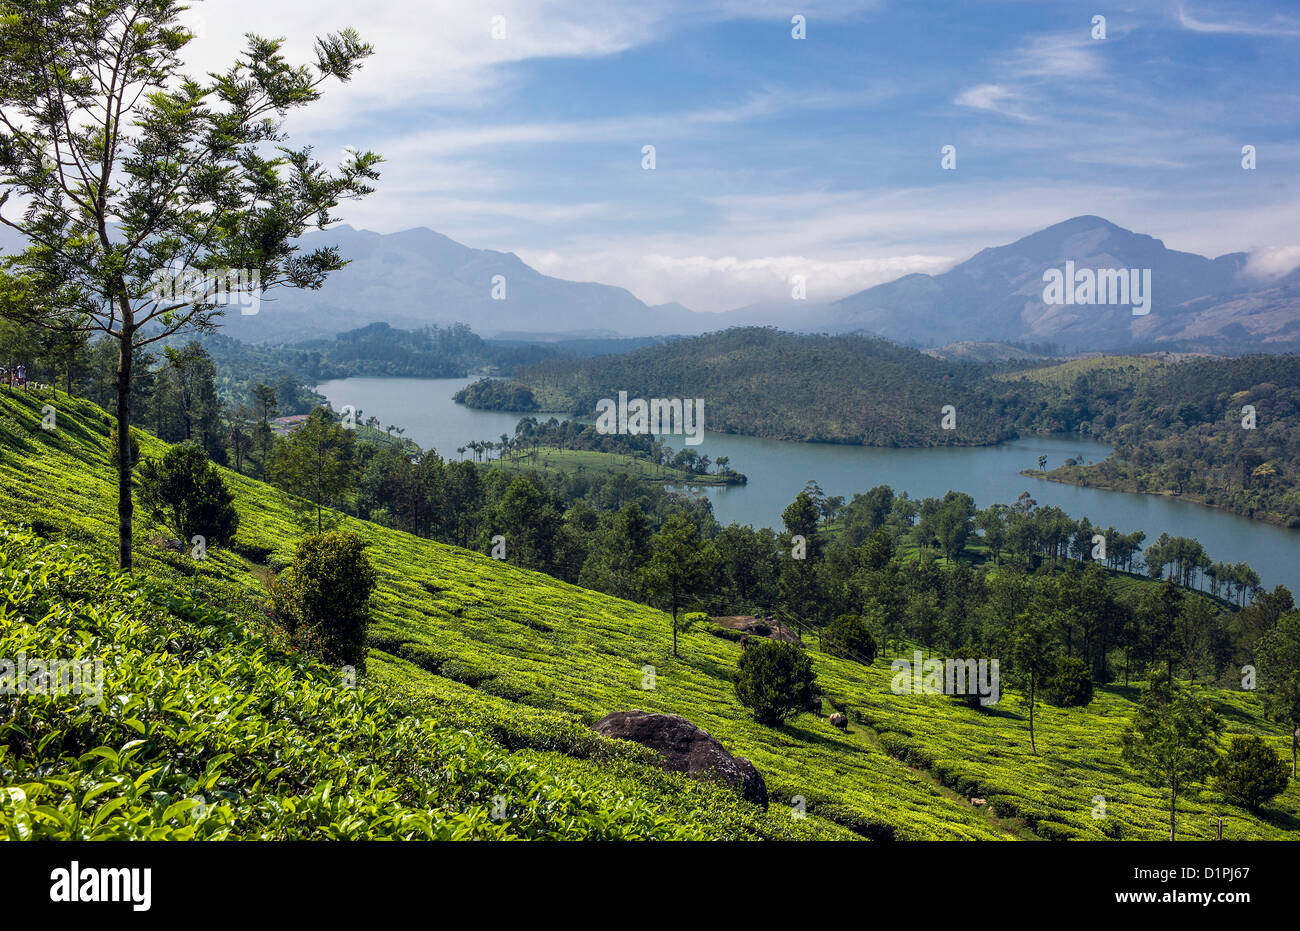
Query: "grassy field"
1 387 1297 841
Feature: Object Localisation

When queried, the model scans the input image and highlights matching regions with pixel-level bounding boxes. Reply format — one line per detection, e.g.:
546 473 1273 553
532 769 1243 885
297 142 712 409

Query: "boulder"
829 712 848 730
711 615 803 645
591 710 768 809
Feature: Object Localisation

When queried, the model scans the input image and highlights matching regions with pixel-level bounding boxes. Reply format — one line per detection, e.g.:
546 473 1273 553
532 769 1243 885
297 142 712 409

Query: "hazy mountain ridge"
2 217 1296 350
826 216 1291 350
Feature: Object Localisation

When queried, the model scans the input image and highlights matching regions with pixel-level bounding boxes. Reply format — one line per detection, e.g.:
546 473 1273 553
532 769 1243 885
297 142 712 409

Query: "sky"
178 0 1300 312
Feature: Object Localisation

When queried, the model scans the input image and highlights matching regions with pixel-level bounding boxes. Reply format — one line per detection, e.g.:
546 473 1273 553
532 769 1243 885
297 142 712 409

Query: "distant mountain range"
215 225 706 343
820 216 1300 351
2 216 1297 350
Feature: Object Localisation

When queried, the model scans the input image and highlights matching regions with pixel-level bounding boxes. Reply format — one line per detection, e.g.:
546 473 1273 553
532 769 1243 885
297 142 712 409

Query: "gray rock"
591 710 768 809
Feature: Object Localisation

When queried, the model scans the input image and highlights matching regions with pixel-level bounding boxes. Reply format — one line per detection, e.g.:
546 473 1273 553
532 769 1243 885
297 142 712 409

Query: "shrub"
948 644 990 709
270 531 378 671
1216 735 1290 813
733 639 819 726
1042 655 1094 707
137 442 239 546
823 613 877 664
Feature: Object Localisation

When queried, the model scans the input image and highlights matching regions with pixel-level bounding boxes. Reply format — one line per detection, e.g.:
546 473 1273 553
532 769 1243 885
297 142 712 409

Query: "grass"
1 386 1297 841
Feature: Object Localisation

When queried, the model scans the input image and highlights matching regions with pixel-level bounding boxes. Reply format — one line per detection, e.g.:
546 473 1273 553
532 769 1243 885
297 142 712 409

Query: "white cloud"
518 249 955 310
1175 4 1300 37
953 84 1033 121
1244 244 1300 279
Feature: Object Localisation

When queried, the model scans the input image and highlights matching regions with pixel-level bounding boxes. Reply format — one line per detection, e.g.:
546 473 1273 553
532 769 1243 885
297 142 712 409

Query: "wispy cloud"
953 84 1034 121
1175 3 1300 37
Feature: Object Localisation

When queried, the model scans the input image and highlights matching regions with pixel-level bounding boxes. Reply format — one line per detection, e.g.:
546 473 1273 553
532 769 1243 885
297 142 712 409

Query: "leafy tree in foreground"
1215 735 1290 814
734 639 819 727
137 442 238 547
0 0 379 570
270 531 377 671
1120 671 1221 840
642 513 717 658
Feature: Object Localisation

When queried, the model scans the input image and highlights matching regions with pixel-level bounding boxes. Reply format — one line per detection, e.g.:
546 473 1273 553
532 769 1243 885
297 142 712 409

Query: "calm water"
316 376 1300 593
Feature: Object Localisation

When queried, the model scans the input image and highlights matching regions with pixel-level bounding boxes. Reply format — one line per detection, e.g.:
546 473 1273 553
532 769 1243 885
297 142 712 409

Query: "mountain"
824 216 1297 350
4 216 1297 349
218 226 708 343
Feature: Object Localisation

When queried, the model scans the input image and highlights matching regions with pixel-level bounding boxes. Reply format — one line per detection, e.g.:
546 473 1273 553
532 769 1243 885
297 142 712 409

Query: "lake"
316 376 1300 593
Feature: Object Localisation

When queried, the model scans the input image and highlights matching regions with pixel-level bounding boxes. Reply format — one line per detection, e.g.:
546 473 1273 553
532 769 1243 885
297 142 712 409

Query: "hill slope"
1 389 1297 840
506 327 1015 446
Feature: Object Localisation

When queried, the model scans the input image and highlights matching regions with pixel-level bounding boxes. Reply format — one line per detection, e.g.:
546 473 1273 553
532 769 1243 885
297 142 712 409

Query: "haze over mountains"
2 217 1296 350
230 216 1300 350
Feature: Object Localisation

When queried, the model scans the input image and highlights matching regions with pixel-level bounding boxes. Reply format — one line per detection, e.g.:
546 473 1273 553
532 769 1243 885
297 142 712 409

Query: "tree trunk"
671 603 678 657
1028 677 1036 753
1169 785 1177 841
115 328 134 571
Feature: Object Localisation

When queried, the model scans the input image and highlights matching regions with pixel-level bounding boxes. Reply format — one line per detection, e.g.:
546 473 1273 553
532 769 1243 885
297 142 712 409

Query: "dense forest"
467 330 1300 527
1009 355 1300 528
509 327 1018 446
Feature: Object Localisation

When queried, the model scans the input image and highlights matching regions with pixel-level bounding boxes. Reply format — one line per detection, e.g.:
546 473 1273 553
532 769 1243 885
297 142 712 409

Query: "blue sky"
183 0 1300 311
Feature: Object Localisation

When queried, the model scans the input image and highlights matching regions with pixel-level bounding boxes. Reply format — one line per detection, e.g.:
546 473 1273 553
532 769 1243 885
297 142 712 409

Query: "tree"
0 0 379 570
269 408 357 533
578 502 653 600
933 490 975 563
1041 655 1094 707
270 531 377 671
823 613 877 664
1008 607 1056 753
1256 611 1300 777
1215 735 1290 814
733 639 819 726
778 491 821 634
1120 671 1221 840
488 477 562 573
137 442 238 546
642 513 717 658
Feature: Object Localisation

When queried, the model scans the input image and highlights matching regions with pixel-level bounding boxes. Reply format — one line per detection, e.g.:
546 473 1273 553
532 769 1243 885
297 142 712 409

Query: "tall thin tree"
0 0 379 568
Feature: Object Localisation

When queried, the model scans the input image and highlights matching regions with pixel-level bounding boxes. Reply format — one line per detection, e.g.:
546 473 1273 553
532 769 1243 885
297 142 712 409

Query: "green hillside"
505 328 1015 446
2 389 1298 840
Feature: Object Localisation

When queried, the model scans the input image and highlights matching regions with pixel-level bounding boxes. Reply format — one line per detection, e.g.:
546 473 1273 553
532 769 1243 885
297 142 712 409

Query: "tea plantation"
1 390 1297 840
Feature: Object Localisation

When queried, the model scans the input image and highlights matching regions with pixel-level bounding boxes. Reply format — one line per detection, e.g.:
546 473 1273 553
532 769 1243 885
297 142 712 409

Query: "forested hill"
508 328 1016 446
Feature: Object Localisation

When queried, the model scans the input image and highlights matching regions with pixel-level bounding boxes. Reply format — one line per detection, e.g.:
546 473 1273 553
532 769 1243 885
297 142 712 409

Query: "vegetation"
1216 735 1291 814
270 531 378 671
454 378 540 411
501 328 1017 446
823 614 877 665
1121 672 1222 840
734 640 820 726
137 443 240 548
467 329 1300 528
0 368 1297 844
0 0 380 569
